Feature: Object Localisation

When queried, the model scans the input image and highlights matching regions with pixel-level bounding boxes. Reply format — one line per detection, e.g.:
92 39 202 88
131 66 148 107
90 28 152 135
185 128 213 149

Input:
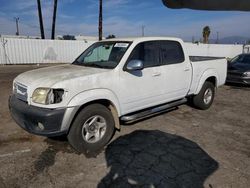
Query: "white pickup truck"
9 37 227 153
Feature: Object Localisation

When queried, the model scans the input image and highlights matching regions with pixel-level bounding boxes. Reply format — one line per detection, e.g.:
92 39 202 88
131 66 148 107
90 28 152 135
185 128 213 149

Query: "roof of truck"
103 36 183 43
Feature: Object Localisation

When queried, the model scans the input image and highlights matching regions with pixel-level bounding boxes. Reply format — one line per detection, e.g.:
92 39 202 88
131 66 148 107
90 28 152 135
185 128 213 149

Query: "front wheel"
192 81 215 110
67 104 115 153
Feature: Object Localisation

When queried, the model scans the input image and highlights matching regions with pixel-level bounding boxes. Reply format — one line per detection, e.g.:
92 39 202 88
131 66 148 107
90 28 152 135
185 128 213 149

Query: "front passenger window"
128 41 160 68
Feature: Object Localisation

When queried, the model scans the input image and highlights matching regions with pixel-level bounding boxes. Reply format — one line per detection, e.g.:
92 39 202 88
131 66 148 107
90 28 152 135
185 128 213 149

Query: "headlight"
243 72 250 77
32 88 64 105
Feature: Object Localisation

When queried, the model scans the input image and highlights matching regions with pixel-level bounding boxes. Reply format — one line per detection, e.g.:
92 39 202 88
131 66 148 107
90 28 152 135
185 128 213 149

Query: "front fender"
195 69 218 95
67 89 121 116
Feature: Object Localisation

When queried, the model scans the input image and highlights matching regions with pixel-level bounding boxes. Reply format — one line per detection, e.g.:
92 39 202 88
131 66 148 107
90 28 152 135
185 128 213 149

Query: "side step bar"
121 98 187 122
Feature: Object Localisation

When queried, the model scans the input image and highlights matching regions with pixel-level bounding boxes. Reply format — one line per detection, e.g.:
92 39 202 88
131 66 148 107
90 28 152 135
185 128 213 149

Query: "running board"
121 98 187 122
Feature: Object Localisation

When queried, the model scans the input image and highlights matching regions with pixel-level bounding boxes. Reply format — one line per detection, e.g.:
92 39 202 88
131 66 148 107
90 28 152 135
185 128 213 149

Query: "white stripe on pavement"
0 149 31 158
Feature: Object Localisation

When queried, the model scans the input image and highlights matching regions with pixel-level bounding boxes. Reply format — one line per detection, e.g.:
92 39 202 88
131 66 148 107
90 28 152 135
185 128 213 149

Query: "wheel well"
83 99 113 108
206 76 217 87
69 99 120 132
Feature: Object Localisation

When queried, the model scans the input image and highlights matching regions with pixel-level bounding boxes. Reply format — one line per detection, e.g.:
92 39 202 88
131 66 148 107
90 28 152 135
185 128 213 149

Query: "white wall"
0 37 95 64
0 37 245 64
184 42 243 59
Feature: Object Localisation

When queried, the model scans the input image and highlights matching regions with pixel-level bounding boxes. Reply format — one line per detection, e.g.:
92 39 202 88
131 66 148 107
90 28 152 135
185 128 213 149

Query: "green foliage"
202 26 211 44
106 34 116 39
63 35 76 40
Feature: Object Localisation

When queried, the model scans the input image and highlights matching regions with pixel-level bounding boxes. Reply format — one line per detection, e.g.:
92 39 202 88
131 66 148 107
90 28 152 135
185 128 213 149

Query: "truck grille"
14 82 28 102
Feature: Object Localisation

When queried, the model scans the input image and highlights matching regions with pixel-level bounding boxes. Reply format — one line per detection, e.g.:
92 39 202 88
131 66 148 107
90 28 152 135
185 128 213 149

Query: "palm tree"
203 26 211 44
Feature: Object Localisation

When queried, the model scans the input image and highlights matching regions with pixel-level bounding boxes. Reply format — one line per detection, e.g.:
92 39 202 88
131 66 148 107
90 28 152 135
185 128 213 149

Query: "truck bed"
190 56 225 62
188 57 227 95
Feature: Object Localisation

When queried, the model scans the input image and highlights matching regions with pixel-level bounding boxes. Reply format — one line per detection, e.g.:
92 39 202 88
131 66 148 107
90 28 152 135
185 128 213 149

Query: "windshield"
73 41 131 69
230 54 250 64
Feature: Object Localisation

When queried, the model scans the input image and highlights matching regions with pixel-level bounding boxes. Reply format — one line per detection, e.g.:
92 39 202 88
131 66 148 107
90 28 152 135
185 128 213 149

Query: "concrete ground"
0 64 249 188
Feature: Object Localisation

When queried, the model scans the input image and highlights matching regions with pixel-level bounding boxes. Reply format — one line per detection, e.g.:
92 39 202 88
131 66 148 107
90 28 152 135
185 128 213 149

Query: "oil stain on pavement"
34 137 77 174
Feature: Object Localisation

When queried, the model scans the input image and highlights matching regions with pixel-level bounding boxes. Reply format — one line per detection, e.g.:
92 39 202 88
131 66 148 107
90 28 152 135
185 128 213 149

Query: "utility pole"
14 17 19 36
98 0 103 41
37 0 45 39
142 25 145 37
192 36 195 43
51 0 58 40
216 31 219 44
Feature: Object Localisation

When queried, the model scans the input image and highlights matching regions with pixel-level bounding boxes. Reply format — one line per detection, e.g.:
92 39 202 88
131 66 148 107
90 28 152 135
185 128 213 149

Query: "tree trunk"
51 0 58 40
99 0 103 41
37 0 45 39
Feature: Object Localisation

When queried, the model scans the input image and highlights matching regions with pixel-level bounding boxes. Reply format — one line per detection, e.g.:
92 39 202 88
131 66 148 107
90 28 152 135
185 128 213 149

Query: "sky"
0 0 250 41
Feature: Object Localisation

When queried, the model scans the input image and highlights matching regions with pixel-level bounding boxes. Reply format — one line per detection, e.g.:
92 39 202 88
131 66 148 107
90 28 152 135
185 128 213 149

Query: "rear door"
159 40 192 101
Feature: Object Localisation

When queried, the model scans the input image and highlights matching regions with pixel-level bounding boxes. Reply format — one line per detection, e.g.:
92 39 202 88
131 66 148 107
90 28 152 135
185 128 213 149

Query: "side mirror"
126 60 144 71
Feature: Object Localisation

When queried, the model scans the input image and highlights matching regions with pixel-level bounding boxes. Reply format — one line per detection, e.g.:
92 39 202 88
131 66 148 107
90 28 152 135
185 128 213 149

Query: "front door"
119 41 165 114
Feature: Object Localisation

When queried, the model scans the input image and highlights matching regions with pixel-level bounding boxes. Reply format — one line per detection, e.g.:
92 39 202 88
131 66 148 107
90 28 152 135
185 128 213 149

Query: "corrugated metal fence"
184 42 243 59
0 37 95 64
0 37 246 65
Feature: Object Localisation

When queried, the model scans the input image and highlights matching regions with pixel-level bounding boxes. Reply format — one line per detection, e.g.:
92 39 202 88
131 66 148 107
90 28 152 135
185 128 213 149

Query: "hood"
228 62 250 72
14 64 110 87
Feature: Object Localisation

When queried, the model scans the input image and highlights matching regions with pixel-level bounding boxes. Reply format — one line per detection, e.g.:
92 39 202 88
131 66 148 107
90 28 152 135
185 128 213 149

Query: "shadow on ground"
98 130 218 188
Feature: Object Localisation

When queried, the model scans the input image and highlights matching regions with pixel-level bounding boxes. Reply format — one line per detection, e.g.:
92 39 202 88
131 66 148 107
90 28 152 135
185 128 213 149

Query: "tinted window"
231 54 250 64
243 55 250 64
128 41 160 68
160 41 185 65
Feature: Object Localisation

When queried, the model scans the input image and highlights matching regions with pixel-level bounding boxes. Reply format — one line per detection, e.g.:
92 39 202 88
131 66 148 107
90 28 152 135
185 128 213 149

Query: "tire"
67 104 115 153
192 81 215 110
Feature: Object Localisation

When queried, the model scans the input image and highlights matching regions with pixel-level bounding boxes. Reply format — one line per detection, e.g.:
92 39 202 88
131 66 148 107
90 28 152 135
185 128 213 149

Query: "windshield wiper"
72 60 80 65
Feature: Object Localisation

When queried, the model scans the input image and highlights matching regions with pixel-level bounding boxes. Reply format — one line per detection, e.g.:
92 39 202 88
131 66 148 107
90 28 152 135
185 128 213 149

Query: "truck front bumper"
9 95 67 137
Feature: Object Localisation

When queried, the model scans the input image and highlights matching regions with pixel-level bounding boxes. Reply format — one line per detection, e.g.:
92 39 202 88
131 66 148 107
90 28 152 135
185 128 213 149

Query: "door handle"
152 72 161 77
184 68 190 72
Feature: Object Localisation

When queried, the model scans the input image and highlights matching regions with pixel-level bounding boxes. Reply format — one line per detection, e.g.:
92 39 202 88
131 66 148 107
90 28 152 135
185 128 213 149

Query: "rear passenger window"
128 41 160 68
160 41 185 65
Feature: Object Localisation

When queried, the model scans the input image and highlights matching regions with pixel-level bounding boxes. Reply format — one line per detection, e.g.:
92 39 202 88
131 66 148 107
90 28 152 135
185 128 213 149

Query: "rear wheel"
67 104 115 153
192 81 215 110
